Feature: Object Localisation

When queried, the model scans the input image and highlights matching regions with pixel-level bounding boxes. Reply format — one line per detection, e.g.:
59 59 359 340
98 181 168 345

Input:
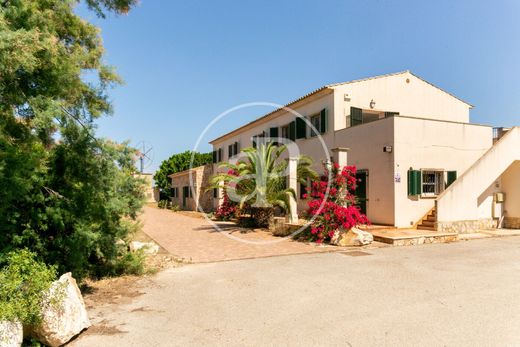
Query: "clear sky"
79 0 520 173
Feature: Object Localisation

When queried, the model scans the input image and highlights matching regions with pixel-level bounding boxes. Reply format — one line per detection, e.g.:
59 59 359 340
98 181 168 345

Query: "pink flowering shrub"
305 162 369 243
214 169 239 221
214 191 237 221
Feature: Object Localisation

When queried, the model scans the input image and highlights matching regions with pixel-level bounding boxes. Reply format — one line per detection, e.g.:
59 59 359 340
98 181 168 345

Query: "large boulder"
331 227 373 246
30 273 91 347
129 241 159 255
0 320 23 347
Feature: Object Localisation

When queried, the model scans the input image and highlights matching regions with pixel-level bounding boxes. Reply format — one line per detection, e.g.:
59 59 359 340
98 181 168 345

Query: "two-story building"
172 71 520 232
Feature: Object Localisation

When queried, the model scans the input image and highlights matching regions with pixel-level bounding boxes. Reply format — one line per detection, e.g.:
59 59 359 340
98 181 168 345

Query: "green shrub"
170 204 180 212
0 250 57 325
158 199 169 209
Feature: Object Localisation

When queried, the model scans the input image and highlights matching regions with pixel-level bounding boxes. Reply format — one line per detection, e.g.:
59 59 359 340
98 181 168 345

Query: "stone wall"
504 217 520 229
437 219 497 234
170 165 215 212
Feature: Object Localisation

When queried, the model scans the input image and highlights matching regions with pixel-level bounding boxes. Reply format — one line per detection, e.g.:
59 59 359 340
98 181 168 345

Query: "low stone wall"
504 217 520 229
393 234 458 247
437 219 497 234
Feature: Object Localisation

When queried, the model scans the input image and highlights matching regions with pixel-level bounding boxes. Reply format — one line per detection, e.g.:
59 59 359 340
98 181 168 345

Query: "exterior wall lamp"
369 99 376 109
383 146 393 153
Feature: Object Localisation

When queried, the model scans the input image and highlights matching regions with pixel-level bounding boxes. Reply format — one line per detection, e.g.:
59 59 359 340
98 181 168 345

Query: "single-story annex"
170 71 520 232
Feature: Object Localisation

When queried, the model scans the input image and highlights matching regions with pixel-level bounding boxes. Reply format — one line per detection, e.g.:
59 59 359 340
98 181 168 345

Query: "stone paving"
140 205 342 263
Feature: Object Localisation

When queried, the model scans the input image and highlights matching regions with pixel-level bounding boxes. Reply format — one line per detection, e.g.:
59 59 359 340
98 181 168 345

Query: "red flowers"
214 191 237 221
305 162 369 243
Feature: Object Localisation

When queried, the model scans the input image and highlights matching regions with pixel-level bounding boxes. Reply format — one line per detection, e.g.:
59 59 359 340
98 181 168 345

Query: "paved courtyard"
140 205 344 263
73 236 520 346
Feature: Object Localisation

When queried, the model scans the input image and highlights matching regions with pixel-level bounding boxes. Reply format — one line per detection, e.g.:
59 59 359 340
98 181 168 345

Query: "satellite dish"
135 141 154 173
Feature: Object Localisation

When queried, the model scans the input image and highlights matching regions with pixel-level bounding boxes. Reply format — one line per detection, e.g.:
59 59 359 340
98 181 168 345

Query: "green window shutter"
447 171 457 187
296 117 306 139
228 145 232 157
350 107 363 126
407 169 422 196
320 108 327 133
269 127 278 138
233 142 239 155
289 121 296 141
218 148 222 162
212 150 217 163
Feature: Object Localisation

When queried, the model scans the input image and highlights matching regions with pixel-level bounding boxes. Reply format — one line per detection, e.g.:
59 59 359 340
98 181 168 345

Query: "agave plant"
209 142 317 226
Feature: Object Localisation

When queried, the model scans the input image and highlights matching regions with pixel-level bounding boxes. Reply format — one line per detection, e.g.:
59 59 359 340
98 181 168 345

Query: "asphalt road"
72 236 520 346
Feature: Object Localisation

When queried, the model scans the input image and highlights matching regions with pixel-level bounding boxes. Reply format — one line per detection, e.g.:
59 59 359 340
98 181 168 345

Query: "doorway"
355 171 368 215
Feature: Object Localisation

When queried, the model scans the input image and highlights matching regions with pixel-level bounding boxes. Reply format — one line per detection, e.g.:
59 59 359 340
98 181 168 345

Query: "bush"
305 162 369 243
214 192 237 221
158 199 169 209
0 250 57 325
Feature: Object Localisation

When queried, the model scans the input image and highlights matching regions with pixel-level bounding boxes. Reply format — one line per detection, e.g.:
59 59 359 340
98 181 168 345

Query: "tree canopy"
0 0 145 279
154 151 213 192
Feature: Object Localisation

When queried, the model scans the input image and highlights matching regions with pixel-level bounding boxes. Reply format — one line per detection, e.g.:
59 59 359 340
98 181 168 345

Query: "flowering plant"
305 162 369 243
214 190 238 221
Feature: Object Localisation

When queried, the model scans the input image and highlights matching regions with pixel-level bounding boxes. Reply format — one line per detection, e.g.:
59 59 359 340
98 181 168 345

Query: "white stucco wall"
332 71 471 130
502 161 520 219
437 127 520 223
394 117 493 227
334 117 395 225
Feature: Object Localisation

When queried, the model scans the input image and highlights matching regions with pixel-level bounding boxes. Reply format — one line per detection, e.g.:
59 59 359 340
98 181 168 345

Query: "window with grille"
421 170 444 197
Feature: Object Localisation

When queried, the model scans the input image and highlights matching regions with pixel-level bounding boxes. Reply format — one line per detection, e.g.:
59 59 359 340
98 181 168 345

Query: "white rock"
330 227 373 246
31 273 91 347
0 320 23 347
129 241 159 255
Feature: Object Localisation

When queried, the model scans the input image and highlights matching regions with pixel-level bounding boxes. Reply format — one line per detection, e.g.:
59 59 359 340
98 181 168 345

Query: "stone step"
417 225 437 231
370 229 457 246
420 220 436 227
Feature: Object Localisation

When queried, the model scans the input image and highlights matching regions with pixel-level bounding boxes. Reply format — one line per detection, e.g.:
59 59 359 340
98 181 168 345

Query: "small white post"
288 157 298 224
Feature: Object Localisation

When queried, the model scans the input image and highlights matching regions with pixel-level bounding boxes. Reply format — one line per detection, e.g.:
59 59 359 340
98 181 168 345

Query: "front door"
182 186 188 208
355 171 368 215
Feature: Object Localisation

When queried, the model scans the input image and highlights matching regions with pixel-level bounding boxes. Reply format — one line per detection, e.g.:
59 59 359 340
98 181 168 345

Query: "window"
228 142 239 158
172 187 178 198
213 188 218 199
310 114 321 137
421 170 444 197
212 148 223 163
349 107 399 127
299 182 307 199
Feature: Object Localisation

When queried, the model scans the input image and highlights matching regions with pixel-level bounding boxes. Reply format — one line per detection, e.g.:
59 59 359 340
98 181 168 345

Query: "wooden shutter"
228 144 233 158
233 142 238 156
289 121 296 141
350 107 363 126
218 148 222 162
320 109 327 133
212 150 217 163
270 127 278 138
407 169 421 196
447 171 457 187
296 117 306 139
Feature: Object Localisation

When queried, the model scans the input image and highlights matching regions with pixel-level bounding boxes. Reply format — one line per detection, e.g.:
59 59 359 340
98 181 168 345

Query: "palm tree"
209 142 318 227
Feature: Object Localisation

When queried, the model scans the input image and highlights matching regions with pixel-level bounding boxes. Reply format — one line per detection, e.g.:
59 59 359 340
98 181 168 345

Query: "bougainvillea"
214 191 238 221
305 162 369 243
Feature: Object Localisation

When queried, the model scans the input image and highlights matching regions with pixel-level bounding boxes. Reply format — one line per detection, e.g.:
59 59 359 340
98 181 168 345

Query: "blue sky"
79 0 520 173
